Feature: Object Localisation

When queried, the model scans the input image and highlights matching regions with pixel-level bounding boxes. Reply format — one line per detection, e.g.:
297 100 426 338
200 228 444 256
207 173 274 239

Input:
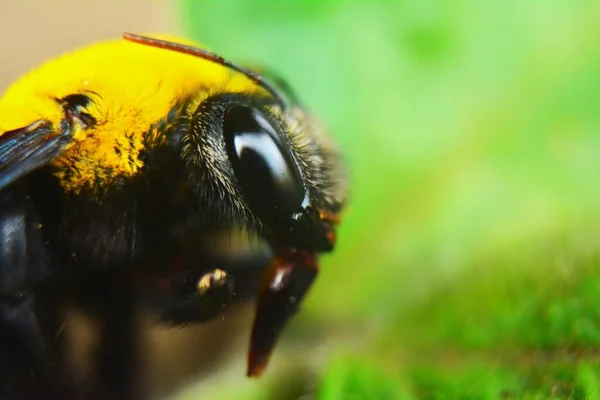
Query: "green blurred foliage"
177 0 600 398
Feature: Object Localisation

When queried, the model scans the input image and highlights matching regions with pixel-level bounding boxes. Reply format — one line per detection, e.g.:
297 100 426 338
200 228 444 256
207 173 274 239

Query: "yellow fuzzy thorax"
0 34 263 194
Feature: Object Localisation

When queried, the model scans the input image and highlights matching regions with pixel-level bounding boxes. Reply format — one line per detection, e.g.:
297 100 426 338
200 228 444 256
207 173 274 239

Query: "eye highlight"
223 105 305 219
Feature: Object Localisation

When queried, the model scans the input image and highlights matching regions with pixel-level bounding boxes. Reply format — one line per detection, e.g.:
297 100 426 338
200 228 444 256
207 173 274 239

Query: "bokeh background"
2 1 600 399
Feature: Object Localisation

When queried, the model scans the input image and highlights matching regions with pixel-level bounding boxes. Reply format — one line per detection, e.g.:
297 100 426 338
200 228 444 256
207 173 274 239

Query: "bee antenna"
123 32 288 110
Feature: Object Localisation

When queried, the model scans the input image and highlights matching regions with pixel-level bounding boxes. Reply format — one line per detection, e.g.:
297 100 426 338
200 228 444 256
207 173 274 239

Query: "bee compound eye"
222 105 305 219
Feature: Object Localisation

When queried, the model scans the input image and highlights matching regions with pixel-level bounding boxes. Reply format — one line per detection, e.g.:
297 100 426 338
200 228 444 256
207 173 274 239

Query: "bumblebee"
0 33 347 399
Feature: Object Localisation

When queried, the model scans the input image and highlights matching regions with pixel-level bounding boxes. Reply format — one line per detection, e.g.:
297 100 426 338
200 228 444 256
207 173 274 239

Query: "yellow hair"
0 34 261 194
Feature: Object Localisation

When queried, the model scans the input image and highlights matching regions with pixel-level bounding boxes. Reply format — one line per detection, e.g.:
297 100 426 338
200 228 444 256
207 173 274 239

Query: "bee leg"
75 271 138 400
153 251 274 326
0 187 67 399
96 281 137 400
0 293 67 400
150 268 236 326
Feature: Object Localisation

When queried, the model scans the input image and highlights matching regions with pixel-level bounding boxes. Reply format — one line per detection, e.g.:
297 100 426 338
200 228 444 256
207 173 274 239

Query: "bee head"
184 87 348 375
124 33 348 378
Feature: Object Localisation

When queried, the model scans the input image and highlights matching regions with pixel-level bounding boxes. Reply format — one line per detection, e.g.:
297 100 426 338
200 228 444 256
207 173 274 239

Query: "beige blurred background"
0 0 180 91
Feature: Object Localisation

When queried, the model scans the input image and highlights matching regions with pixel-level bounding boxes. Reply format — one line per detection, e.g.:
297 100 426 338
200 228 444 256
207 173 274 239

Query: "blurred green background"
172 1 600 399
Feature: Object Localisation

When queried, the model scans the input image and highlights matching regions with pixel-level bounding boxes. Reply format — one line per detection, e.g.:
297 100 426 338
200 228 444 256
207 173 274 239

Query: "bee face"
180 88 347 375
185 92 347 253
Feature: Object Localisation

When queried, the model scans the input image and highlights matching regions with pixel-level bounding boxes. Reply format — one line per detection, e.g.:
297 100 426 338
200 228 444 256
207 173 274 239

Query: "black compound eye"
223 105 305 218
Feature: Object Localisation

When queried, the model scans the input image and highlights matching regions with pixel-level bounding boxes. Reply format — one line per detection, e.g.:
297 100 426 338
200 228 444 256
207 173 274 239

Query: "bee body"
0 33 347 399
